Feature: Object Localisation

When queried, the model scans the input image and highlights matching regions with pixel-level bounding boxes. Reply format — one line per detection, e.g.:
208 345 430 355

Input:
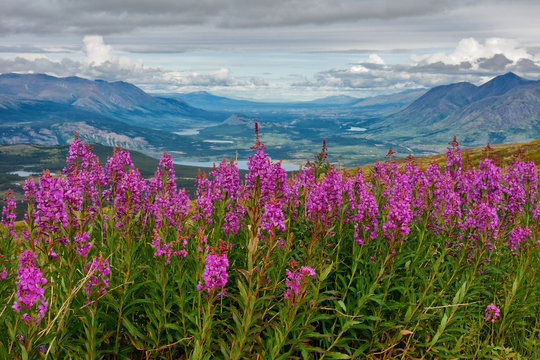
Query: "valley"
1 72 540 169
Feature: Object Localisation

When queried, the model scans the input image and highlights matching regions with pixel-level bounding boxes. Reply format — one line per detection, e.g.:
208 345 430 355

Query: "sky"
1 0 540 101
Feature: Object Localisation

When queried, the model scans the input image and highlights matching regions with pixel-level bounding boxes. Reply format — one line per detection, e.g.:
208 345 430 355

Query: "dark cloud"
409 61 474 74
478 54 512 71
0 0 502 35
0 45 62 53
511 58 540 74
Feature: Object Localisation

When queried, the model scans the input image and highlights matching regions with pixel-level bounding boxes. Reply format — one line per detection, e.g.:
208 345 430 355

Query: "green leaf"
324 351 351 359
337 300 346 313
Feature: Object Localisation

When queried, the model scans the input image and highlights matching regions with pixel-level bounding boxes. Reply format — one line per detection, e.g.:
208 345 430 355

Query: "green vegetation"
0 136 538 359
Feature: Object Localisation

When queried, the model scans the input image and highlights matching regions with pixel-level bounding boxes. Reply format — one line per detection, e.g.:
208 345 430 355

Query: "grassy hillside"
354 139 540 173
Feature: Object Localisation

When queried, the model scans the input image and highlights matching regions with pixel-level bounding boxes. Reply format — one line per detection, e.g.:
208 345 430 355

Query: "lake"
173 130 200 136
174 159 301 172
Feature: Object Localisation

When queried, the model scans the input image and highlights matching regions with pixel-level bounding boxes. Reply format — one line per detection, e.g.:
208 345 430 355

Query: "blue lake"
174 160 301 172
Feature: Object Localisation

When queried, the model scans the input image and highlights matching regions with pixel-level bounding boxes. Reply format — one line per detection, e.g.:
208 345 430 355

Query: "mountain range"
0 73 226 128
174 89 425 117
370 72 540 150
0 71 539 165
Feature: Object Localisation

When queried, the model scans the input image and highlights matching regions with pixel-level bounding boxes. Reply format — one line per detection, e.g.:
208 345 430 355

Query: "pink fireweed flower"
194 174 215 223
0 266 7 279
463 200 499 248
223 203 246 236
246 149 288 203
347 170 379 242
445 145 462 175
506 226 532 254
209 159 243 200
462 159 502 205
112 168 147 228
151 231 188 264
197 252 229 296
64 133 102 176
485 303 500 323
1 190 16 238
150 188 190 231
147 153 190 231
502 161 538 223
32 171 68 235
284 266 316 304
425 164 463 234
63 135 106 219
105 147 134 190
75 231 92 258
23 176 37 203
84 253 110 303
382 191 413 241
148 152 177 195
403 162 429 218
194 159 246 235
534 201 540 245
12 250 48 325
261 199 286 236
304 168 346 229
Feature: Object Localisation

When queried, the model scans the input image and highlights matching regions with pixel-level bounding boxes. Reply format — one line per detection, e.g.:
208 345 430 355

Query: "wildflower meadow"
0 129 539 359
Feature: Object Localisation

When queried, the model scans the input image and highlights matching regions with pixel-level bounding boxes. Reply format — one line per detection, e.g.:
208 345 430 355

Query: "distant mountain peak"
483 72 525 84
474 72 530 101
499 71 519 79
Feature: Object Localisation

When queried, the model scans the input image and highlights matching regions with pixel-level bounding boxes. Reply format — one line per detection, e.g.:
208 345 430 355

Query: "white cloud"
367 53 385 65
83 35 115 66
350 64 368 73
411 38 536 69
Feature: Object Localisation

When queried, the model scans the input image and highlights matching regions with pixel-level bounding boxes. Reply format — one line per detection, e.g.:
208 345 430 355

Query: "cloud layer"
0 0 484 34
2 36 540 100
0 36 265 93
295 38 540 94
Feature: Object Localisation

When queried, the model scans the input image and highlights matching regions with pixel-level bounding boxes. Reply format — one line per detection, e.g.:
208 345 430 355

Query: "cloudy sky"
2 0 540 101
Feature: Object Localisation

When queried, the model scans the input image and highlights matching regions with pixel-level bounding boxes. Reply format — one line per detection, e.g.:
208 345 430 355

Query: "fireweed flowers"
12 250 48 325
197 251 229 296
75 231 92 258
63 134 106 221
0 133 538 358
485 304 501 323
284 265 316 304
506 226 532 255
84 253 110 304
151 230 188 264
147 152 190 232
1 190 16 239
195 158 245 236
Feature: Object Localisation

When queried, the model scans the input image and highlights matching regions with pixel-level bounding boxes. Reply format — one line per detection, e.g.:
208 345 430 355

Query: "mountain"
473 71 532 101
0 73 227 130
352 89 425 108
351 89 426 116
0 73 251 161
369 73 540 149
391 82 478 126
173 90 420 114
307 95 360 106
172 91 269 112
